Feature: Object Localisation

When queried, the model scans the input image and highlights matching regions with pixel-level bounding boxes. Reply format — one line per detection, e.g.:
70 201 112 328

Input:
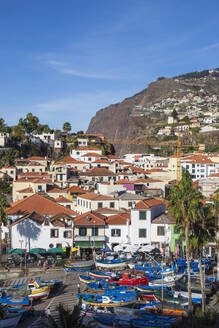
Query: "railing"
74 236 106 241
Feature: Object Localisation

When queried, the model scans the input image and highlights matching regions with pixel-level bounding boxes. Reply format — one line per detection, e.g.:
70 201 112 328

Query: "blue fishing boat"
88 270 118 279
0 294 30 307
87 281 135 291
95 258 130 269
78 293 136 307
63 260 94 272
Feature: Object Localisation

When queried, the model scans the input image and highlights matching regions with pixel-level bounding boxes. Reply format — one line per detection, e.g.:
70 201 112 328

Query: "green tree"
63 122 71 133
0 193 8 258
171 109 178 120
168 171 203 312
189 203 216 312
211 192 219 280
19 113 39 134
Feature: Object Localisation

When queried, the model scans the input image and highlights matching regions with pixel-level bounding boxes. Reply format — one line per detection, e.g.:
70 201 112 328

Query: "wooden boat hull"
63 260 94 272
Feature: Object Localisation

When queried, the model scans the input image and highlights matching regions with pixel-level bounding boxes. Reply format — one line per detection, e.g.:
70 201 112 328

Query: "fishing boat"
109 273 148 286
95 258 130 269
0 294 30 307
40 279 59 287
140 303 187 317
136 285 169 293
88 271 117 279
132 317 172 327
173 290 202 303
87 281 135 292
63 260 95 272
149 273 184 287
78 293 136 307
27 281 51 300
79 275 98 284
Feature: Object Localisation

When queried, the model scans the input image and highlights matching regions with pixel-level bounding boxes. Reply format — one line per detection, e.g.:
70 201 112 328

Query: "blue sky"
0 0 219 131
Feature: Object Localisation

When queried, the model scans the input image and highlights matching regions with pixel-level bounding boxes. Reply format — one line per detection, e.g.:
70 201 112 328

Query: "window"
128 202 132 207
98 202 103 209
88 158 91 161
111 229 121 237
63 230 72 238
157 226 165 236
139 211 146 220
10 170 14 174
139 229 147 238
192 164 195 168
79 227 87 236
186 165 189 169
92 227 99 236
32 168 35 172
110 202 115 208
38 185 43 192
66 205 71 209
50 229 59 238
192 169 195 173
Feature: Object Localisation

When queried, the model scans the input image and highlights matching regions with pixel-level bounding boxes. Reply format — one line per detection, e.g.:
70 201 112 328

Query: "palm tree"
168 171 203 313
189 203 216 313
47 304 84 328
211 191 219 280
0 193 8 259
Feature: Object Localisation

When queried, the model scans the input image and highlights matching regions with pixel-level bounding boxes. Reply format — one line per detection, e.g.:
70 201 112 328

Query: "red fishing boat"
109 273 148 286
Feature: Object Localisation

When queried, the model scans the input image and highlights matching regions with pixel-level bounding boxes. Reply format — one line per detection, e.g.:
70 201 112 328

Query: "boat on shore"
109 273 148 286
78 293 136 307
63 260 95 272
95 258 130 269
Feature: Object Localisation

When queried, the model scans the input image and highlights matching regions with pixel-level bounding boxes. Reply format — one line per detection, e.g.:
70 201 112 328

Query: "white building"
130 198 165 246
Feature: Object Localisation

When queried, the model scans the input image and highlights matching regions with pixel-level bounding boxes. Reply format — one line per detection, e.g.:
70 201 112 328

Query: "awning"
75 241 105 248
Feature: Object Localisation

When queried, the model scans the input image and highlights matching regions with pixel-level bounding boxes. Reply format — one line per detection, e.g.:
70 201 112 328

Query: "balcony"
74 235 106 242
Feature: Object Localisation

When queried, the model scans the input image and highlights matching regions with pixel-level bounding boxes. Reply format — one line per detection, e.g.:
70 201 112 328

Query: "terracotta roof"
151 214 176 224
50 213 74 221
107 155 120 159
7 194 76 216
82 153 103 157
76 147 101 151
135 178 163 183
209 173 219 177
115 179 134 184
60 156 88 164
28 156 47 161
16 178 52 183
117 161 132 165
93 159 110 164
107 213 131 225
146 168 166 173
66 186 87 193
74 211 106 226
78 192 115 201
124 166 147 174
17 187 34 193
80 167 115 176
56 196 71 203
18 172 49 177
134 198 165 210
2 165 15 169
10 211 45 227
47 187 66 193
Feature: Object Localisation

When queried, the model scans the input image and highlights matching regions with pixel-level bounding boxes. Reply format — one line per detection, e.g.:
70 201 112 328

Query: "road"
3 269 81 327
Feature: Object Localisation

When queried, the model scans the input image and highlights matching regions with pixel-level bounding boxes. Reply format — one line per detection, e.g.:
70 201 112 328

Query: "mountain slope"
87 70 219 155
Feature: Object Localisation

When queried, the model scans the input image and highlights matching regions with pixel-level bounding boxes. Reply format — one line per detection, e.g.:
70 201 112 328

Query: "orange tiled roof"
7 194 76 216
56 196 71 203
209 173 219 177
93 159 110 164
76 147 101 151
81 152 102 157
47 187 66 193
61 156 88 164
115 179 134 184
78 192 115 201
81 167 115 176
66 186 86 193
74 211 106 226
28 156 48 161
107 213 130 225
17 187 34 193
134 198 165 210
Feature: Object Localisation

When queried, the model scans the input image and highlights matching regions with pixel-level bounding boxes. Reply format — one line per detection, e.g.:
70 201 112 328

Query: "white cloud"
201 42 219 51
45 59 119 80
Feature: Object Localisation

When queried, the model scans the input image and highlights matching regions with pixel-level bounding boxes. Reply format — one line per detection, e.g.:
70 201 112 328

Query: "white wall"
10 219 73 250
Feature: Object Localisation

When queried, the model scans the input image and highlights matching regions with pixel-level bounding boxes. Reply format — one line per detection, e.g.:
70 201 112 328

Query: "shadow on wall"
17 220 41 250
